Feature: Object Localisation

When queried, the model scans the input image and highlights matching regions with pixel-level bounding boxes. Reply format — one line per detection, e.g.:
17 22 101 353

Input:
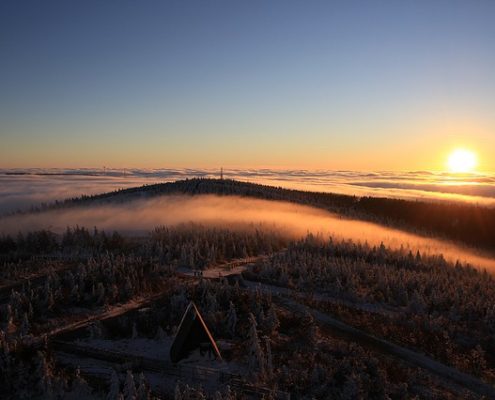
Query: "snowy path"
31 293 168 348
27 255 268 347
176 254 273 279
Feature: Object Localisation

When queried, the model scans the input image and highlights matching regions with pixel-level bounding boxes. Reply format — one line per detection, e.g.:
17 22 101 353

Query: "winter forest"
0 179 495 399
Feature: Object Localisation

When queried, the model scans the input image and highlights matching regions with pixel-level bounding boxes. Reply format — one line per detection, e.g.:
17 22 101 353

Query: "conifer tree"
107 369 121 400
263 305 279 335
264 336 273 379
226 301 237 337
19 313 30 337
136 372 150 400
155 326 166 341
247 313 265 380
67 367 93 400
131 322 138 339
34 351 52 396
123 370 137 400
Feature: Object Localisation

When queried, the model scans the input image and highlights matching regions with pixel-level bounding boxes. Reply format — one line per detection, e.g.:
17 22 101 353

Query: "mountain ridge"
5 178 495 253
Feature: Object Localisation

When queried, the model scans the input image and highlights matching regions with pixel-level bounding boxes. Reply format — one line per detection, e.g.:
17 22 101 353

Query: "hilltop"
15 178 495 253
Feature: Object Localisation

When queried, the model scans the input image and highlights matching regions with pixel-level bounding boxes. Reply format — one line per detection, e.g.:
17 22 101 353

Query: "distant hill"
13 178 495 253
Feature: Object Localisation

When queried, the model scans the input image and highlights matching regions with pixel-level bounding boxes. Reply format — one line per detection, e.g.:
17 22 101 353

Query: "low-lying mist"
1 194 494 272
2 169 495 215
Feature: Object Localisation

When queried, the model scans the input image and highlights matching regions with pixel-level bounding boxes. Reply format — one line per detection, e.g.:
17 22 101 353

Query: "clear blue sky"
1 1 494 170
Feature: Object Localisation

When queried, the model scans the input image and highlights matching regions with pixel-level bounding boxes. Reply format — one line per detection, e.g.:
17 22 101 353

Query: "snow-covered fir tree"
136 372 150 400
247 313 265 380
123 370 137 400
226 301 237 337
107 369 121 400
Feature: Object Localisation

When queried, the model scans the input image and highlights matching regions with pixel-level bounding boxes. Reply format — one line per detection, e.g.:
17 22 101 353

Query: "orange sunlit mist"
1 194 495 272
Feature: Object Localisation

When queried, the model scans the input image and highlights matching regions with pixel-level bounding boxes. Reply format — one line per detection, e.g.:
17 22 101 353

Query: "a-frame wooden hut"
170 302 222 364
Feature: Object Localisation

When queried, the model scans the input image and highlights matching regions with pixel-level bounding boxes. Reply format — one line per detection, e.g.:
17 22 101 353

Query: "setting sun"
447 149 478 173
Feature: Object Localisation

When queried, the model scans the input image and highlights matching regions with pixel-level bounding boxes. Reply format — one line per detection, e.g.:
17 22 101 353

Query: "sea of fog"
1 168 495 214
1 193 495 273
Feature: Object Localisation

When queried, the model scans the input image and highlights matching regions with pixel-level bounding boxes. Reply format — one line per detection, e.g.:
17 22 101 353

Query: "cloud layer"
1 168 495 215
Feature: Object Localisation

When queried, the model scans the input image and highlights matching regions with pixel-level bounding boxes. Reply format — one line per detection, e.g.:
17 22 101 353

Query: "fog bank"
2 168 495 214
1 194 494 272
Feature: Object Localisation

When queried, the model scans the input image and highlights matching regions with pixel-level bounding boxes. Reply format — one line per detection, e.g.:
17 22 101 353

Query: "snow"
76 337 172 361
74 336 244 372
57 336 247 396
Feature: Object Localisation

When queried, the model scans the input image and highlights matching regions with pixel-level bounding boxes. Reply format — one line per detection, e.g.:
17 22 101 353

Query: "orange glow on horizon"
447 149 478 173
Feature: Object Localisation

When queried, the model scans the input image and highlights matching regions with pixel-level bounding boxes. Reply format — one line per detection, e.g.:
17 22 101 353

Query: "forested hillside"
12 178 495 252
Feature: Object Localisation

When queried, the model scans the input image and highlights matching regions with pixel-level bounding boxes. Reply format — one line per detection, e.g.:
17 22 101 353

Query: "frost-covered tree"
226 301 237 338
155 326 167 341
33 351 53 397
66 367 93 400
247 313 265 380
131 322 138 339
14 360 31 399
174 382 206 400
174 381 183 400
0 331 11 378
70 283 80 303
123 370 137 400
214 385 237 400
302 311 318 347
96 282 106 305
264 336 273 379
89 321 103 339
170 289 188 321
262 305 279 335
486 305 495 333
107 369 121 400
136 372 150 400
19 313 30 337
6 305 16 334
122 277 134 300
205 291 218 314
408 290 426 315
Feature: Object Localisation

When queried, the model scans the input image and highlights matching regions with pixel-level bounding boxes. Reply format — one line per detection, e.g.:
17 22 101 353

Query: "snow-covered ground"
75 336 244 371
58 336 246 396
76 337 172 361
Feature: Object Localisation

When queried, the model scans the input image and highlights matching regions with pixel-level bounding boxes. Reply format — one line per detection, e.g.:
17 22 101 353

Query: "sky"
1 0 494 171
